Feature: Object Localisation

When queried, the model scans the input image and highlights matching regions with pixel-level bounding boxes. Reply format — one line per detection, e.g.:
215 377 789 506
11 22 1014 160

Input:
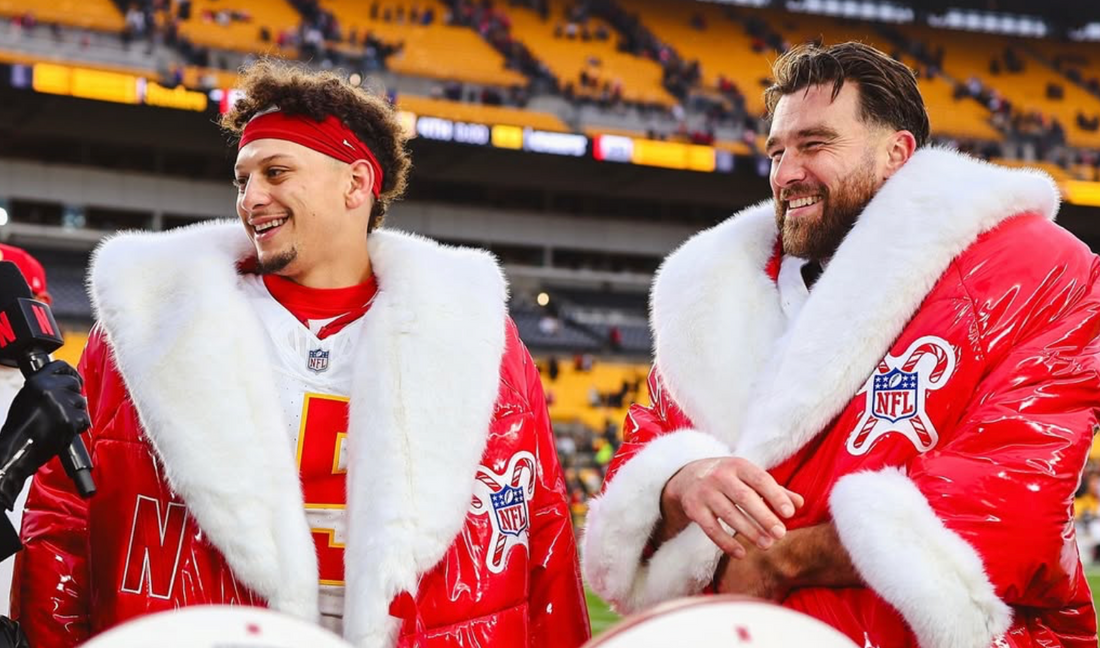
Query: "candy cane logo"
469 451 536 574
847 336 956 456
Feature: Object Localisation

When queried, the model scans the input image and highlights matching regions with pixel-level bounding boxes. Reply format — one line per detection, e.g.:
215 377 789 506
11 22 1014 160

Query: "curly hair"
220 59 412 231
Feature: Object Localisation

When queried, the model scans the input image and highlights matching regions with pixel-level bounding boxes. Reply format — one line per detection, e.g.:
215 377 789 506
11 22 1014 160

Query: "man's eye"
267 168 285 178
233 178 247 190
769 150 783 160
804 141 824 149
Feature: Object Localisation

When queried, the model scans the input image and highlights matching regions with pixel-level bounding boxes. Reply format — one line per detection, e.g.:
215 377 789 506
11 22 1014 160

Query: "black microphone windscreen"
0 261 33 306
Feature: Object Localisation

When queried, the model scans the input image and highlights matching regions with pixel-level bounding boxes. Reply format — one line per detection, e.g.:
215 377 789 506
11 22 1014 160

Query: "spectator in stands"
548 355 561 381
16 60 590 648
1075 469 1100 565
585 41 1099 648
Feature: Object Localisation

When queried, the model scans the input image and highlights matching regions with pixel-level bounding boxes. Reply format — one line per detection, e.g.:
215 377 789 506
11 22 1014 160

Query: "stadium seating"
494 0 675 107
758 10 1001 141
0 0 124 33
630 0 775 117
540 358 649 431
176 0 300 54
897 24 1100 148
320 0 527 87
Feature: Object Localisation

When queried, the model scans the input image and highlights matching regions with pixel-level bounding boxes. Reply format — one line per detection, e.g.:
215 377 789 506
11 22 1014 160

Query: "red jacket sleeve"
603 367 694 487
830 235 1100 648
583 367 730 613
520 332 590 647
908 283 1100 608
13 327 107 646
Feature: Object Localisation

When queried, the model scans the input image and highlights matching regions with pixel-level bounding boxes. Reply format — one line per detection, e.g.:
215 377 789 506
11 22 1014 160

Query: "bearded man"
583 42 1099 648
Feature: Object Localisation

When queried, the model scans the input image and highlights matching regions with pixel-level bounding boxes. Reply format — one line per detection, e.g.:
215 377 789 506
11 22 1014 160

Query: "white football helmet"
83 606 353 648
585 595 859 647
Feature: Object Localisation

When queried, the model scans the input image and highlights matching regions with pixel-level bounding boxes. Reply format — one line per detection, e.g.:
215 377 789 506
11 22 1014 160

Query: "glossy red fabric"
13 319 590 648
607 214 1100 647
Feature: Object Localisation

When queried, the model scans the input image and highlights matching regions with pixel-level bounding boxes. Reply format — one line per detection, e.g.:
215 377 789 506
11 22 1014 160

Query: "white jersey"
241 275 368 635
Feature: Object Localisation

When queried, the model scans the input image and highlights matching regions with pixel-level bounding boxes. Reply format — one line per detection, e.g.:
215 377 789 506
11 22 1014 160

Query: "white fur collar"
651 148 1060 468
90 221 508 647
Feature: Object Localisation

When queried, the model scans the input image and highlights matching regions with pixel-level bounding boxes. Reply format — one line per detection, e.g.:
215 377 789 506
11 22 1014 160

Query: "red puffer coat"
15 223 590 648
583 149 1099 648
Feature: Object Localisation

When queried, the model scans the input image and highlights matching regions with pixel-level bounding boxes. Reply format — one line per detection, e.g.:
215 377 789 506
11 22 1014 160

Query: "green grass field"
587 572 1100 637
586 588 619 636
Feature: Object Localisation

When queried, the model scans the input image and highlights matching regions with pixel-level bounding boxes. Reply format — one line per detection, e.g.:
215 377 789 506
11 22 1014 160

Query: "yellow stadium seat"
177 0 300 54
0 0 124 32
756 11 1000 141
492 0 675 107
320 0 526 87
540 359 650 431
896 24 1100 148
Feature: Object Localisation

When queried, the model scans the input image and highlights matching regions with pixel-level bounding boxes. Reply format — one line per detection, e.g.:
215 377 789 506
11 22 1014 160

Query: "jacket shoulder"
953 213 1100 355
956 214 1097 284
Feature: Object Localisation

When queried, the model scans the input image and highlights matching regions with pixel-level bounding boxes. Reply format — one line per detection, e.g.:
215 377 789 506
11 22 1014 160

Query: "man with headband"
14 61 590 648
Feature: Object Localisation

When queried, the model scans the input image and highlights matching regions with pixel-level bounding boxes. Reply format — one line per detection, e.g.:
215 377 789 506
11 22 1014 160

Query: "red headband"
239 111 384 199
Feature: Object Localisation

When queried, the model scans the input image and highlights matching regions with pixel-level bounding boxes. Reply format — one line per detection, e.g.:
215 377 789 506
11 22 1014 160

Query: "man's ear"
883 130 917 180
345 159 376 211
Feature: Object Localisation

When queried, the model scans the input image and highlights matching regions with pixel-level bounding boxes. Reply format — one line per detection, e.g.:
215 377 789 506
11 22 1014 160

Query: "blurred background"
2 0 1100 625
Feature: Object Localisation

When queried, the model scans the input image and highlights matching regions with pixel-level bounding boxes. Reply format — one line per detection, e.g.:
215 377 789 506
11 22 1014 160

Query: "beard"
257 247 297 275
775 154 879 261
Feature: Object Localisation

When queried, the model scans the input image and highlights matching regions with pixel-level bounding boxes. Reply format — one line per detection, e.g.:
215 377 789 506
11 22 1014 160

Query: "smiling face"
766 82 892 261
234 138 373 286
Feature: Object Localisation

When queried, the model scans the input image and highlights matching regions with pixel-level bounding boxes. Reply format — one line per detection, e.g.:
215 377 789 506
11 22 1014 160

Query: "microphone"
0 261 95 498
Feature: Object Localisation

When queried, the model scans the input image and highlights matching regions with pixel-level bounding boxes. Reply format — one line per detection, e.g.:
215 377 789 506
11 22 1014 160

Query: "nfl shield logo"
307 348 330 373
490 485 529 537
872 368 919 423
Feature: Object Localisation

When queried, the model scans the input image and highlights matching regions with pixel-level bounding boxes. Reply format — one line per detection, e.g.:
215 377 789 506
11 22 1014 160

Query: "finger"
717 472 787 541
714 491 777 549
784 488 806 510
738 463 797 521
57 376 84 393
689 505 745 557
44 360 80 378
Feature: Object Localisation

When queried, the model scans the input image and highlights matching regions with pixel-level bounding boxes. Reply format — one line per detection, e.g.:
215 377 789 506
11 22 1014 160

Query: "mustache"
780 183 828 201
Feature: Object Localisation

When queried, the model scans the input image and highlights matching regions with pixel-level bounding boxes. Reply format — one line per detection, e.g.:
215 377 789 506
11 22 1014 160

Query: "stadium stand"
0 0 124 33
630 0 775 117
494 0 676 107
175 0 300 53
757 9 1002 140
539 356 649 432
320 0 528 86
897 24 1100 148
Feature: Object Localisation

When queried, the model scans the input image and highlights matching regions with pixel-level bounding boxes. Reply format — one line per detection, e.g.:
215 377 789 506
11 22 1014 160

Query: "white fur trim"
90 222 509 646
342 230 508 648
90 220 319 618
830 468 1012 648
582 430 729 613
649 203 785 449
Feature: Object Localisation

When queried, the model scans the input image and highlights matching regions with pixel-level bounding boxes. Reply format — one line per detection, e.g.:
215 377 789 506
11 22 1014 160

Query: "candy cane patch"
469 451 536 574
848 336 957 456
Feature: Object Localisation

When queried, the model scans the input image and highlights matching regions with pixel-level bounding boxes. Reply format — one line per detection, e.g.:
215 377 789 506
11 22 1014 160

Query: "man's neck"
285 257 373 289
